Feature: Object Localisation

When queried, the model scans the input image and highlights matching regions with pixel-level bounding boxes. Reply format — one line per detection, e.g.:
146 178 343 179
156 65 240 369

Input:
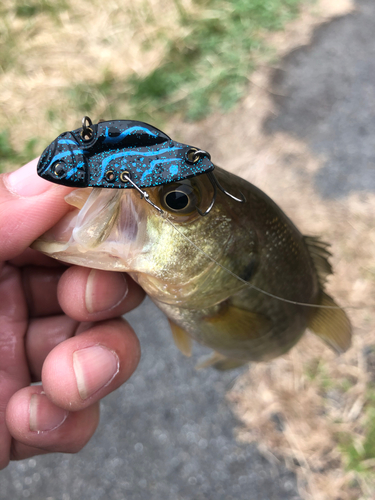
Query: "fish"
33 118 351 369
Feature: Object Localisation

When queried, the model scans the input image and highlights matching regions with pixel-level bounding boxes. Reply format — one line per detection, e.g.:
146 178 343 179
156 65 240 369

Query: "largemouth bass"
33 119 351 369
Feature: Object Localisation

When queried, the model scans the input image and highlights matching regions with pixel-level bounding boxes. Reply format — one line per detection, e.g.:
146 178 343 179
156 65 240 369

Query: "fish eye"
165 190 189 210
160 181 199 215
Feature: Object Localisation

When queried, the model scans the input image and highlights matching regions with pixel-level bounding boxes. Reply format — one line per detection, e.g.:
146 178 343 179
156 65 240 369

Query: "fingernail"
85 270 128 314
29 394 68 432
5 158 51 197
73 345 119 400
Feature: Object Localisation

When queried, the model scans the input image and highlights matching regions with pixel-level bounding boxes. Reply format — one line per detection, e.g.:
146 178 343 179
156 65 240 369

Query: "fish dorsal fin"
168 320 192 357
304 235 333 286
308 291 352 353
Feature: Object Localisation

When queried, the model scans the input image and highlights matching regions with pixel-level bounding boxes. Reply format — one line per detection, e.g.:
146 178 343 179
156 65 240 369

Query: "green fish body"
33 166 351 368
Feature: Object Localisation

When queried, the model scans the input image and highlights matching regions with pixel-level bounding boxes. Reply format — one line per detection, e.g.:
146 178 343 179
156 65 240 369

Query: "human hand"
0 159 145 469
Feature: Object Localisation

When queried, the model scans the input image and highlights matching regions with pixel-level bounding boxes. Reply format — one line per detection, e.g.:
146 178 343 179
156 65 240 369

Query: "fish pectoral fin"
168 320 192 357
308 291 352 354
204 305 271 341
196 352 247 371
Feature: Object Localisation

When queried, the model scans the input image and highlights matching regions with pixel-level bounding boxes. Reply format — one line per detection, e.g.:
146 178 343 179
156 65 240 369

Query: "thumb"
0 158 73 261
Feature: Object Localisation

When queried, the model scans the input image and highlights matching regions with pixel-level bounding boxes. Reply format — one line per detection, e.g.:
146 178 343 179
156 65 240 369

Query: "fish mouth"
32 187 149 272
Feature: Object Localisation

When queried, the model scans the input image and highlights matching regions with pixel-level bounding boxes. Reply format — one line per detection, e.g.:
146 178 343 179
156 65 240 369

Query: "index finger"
0 159 73 262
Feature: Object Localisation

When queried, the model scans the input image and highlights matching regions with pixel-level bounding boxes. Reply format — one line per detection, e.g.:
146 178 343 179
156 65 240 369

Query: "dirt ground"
174 0 375 498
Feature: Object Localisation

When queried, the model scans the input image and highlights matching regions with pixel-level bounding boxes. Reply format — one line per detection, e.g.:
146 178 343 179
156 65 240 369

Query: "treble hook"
196 176 217 217
197 171 246 216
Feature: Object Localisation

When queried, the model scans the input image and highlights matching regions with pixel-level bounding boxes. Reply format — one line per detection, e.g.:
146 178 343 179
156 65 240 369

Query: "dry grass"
0 0 197 162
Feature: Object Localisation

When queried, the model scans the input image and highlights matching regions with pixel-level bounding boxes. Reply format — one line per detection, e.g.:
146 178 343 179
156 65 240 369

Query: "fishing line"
161 213 347 311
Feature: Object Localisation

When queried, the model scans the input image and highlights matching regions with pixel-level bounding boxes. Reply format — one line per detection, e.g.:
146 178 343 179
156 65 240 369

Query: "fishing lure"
37 117 244 215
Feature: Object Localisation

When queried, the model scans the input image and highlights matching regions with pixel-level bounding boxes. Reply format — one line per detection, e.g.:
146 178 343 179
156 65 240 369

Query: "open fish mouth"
32 187 149 271
32 178 237 306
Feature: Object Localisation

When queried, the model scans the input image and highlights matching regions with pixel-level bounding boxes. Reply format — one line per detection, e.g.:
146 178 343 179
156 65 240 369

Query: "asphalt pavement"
266 0 375 198
1 299 298 500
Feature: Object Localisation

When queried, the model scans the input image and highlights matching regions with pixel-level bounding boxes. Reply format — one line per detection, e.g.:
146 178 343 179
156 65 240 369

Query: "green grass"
64 0 309 123
305 358 335 390
0 18 21 73
0 0 69 71
128 0 307 121
307 360 375 478
66 72 129 117
13 0 68 18
339 414 375 473
337 388 375 480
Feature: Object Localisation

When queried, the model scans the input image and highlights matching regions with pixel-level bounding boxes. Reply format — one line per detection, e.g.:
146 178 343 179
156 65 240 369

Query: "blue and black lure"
37 117 214 189
37 117 244 215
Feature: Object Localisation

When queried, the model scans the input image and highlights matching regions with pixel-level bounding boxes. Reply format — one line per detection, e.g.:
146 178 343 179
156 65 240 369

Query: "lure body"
37 119 214 189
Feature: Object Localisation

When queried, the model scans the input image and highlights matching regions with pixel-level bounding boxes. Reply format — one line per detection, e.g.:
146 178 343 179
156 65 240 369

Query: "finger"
10 442 49 461
26 315 79 381
0 265 29 470
42 318 140 411
58 266 145 322
21 266 65 317
6 386 100 457
9 247 66 268
0 159 72 261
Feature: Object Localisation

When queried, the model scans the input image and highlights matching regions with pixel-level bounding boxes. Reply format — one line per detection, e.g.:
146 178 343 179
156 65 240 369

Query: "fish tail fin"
196 351 247 371
308 291 352 354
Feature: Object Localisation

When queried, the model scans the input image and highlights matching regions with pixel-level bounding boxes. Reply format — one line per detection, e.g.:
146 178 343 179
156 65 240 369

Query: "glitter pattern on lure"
37 117 215 189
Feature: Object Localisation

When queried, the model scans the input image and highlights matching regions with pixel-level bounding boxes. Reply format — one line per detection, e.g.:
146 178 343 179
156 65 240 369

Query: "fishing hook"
197 171 246 217
196 176 217 217
120 171 164 214
209 171 246 204
185 148 245 215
